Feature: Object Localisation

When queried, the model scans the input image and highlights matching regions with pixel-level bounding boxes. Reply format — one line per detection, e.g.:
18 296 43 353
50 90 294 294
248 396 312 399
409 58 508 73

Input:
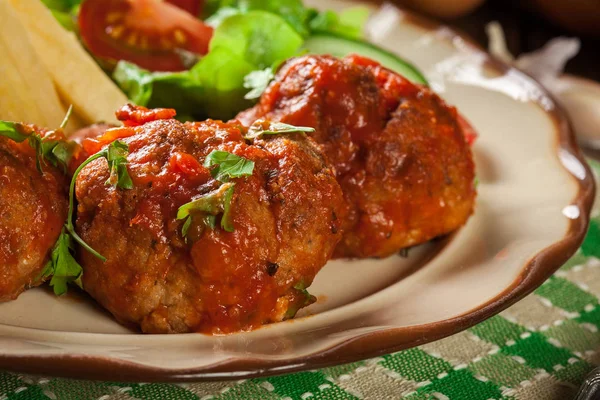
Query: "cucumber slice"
303 33 428 85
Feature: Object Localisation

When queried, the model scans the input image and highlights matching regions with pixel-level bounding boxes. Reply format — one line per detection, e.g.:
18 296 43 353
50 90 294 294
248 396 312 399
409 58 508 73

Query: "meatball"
238 55 476 258
0 134 68 301
75 108 344 334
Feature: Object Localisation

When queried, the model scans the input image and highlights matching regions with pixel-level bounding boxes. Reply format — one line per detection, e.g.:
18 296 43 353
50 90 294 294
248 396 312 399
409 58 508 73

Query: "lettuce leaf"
112 2 368 119
114 47 254 120
204 0 367 39
309 7 369 39
41 0 81 31
113 12 298 120
209 11 303 69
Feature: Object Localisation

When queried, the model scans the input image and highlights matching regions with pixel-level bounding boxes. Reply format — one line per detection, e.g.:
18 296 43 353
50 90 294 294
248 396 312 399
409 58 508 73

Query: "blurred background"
395 0 600 82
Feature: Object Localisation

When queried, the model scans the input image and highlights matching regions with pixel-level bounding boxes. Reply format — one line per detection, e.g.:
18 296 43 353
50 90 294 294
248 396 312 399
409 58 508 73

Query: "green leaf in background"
41 0 81 31
205 0 314 37
114 12 301 120
209 11 304 69
112 62 156 106
243 67 275 99
189 47 256 119
309 7 369 39
113 62 208 120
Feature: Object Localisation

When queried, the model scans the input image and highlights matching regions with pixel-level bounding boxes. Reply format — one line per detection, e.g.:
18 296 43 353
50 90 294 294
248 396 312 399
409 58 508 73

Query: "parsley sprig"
203 150 255 182
2 111 134 295
64 140 131 257
41 139 134 295
244 119 315 141
43 139 133 294
0 119 74 173
178 151 254 239
178 182 236 234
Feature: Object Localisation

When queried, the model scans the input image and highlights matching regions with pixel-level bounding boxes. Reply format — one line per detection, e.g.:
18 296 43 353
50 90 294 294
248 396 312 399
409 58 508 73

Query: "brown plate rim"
0 6 595 383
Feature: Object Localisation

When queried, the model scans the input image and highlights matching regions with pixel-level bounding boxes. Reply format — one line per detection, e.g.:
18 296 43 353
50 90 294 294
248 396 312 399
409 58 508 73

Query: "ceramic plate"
0 0 594 382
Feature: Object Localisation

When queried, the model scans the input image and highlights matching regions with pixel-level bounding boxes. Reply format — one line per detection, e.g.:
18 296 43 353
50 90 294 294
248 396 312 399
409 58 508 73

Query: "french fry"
0 0 67 128
6 0 128 126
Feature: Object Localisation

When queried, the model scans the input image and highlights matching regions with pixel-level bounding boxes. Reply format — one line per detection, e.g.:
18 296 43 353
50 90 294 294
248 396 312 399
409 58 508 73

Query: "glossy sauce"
75 106 344 333
238 55 476 258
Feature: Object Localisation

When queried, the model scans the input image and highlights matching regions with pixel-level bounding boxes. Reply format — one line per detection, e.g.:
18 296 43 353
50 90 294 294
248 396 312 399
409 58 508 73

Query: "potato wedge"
6 0 128 125
0 0 66 128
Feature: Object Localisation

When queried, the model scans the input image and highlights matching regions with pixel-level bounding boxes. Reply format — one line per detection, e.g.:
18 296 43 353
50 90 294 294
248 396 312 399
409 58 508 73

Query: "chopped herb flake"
177 182 237 236
203 150 255 182
245 120 315 141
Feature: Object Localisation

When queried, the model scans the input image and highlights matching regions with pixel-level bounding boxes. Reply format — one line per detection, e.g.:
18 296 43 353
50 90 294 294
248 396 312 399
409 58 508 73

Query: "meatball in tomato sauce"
0 131 68 301
75 107 344 334
238 55 476 258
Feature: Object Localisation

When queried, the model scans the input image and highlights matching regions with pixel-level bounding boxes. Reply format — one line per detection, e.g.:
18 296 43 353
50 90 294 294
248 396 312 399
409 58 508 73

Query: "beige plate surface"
0 0 594 382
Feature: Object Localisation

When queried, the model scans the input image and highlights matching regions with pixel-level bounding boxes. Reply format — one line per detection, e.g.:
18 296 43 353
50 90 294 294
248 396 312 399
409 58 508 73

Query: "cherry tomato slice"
166 0 202 16
79 0 213 72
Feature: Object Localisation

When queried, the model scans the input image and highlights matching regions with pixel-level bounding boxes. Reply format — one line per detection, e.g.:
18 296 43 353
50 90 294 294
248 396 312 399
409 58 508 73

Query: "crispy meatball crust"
238 55 476 258
0 137 67 301
75 118 344 334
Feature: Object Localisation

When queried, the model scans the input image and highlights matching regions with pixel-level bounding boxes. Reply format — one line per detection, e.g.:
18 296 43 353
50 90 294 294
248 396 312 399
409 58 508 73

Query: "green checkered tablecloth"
3 161 600 400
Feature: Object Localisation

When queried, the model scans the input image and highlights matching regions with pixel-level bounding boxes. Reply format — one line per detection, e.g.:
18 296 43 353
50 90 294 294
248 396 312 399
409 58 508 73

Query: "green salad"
43 0 426 120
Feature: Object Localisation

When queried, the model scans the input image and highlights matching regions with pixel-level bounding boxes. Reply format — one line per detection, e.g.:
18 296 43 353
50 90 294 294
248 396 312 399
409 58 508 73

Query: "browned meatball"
75 109 344 334
238 55 476 258
0 135 68 301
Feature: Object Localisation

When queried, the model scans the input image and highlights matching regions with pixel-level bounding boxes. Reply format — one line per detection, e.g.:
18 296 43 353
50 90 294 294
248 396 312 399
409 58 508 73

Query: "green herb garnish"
0 120 74 173
105 140 134 189
284 280 316 319
40 229 83 296
64 140 134 263
1 117 133 295
178 151 254 237
245 120 315 141
43 140 133 295
203 150 255 182
177 182 236 236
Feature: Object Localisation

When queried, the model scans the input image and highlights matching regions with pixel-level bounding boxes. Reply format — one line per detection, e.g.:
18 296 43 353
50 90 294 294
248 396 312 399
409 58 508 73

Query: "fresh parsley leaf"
284 280 316 319
220 182 236 232
181 216 193 238
65 140 134 263
1 119 132 296
243 67 275 100
245 120 315 140
204 214 217 229
105 140 133 189
203 150 255 182
42 230 83 296
0 121 27 142
293 281 310 296
0 120 74 173
59 105 74 130
177 182 237 235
